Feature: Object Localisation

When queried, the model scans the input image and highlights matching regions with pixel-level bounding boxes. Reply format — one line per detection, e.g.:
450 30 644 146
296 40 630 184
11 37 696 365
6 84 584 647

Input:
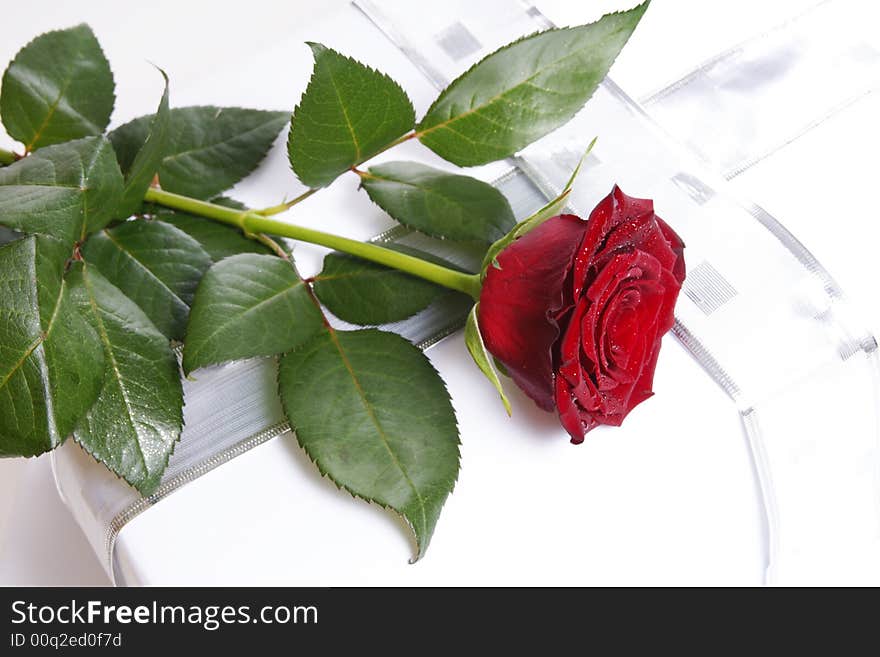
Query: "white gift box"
50 0 880 585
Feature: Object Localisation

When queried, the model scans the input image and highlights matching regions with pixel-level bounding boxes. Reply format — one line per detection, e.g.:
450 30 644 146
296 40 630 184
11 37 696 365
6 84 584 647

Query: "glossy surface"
0 24 114 151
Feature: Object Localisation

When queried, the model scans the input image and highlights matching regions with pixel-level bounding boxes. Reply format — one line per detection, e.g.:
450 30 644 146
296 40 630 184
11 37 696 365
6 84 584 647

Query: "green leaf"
109 107 288 199
151 197 270 262
278 328 460 559
115 71 170 218
82 219 212 341
464 303 510 415
313 250 449 325
360 161 515 242
0 136 124 244
183 253 324 374
0 236 104 457
416 3 647 165
481 137 594 274
1 24 115 152
288 43 415 188
69 263 183 495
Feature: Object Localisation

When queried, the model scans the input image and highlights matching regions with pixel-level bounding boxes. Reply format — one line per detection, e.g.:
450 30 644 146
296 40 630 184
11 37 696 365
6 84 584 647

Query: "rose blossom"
478 185 685 443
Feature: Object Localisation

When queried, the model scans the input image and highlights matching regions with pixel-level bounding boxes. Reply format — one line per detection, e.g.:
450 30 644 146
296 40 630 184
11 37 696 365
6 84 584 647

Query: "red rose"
478 185 685 443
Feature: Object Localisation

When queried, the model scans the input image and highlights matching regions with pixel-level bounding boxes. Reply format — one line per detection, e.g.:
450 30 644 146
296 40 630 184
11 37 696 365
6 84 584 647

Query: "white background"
1 0 876 585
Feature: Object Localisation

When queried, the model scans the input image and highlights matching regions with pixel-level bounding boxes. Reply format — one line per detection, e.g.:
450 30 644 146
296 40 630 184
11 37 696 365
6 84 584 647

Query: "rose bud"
478 185 685 443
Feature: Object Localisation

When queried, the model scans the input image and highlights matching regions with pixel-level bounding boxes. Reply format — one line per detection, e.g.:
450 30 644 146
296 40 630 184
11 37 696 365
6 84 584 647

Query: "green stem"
379 131 416 153
257 188 318 216
248 231 290 259
0 147 16 166
144 188 482 299
255 132 416 218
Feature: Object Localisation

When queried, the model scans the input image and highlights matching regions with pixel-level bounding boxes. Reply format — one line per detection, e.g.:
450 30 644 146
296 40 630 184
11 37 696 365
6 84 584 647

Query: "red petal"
558 297 589 386
628 340 662 410
479 184 685 443
655 216 686 285
479 215 588 410
555 376 598 444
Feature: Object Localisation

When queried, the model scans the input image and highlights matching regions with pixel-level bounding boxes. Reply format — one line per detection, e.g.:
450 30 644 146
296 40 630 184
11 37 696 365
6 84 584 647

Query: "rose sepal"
480 137 595 276
476 182 686 443
464 303 512 415
465 140 595 414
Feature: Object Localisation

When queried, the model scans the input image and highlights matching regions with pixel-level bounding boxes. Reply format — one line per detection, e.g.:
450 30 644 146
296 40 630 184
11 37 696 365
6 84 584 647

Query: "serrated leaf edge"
2 23 116 152
182 254 311 374
415 2 647 162
72 264 184 496
287 42 416 188
157 107 288 193
110 106 288 199
361 162 515 242
0 236 87 454
279 327 460 561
